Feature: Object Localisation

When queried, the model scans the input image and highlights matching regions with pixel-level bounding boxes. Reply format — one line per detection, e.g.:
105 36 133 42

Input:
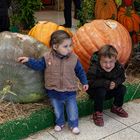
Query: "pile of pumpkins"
94 0 140 43
0 16 133 103
94 0 140 32
28 20 132 71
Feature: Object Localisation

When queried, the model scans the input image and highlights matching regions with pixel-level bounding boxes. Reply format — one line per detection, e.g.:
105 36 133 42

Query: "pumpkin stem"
103 0 107 5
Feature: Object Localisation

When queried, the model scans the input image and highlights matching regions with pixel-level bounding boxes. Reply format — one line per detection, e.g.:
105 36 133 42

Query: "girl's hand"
17 57 29 63
83 84 89 91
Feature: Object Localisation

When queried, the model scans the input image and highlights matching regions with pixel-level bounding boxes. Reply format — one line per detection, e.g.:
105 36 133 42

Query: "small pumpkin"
28 21 72 47
117 7 140 32
72 19 132 71
95 0 117 20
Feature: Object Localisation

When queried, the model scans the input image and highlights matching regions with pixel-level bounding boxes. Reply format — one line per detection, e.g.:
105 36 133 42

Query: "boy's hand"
83 84 89 91
17 57 29 63
109 81 116 90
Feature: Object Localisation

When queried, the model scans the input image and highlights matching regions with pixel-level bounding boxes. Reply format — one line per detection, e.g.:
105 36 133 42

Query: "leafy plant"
78 0 95 27
10 0 43 30
134 0 140 15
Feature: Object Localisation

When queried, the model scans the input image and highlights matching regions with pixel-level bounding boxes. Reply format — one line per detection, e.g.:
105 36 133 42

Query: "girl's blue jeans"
50 95 78 128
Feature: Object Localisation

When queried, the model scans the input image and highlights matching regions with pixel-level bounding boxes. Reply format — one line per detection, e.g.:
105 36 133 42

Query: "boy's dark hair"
98 45 118 59
49 30 71 47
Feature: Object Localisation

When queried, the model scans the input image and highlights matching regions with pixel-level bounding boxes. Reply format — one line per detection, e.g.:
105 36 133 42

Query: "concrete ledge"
0 82 140 140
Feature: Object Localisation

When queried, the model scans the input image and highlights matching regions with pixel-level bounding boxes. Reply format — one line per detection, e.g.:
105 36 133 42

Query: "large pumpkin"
0 31 49 103
28 21 72 47
73 19 132 71
95 0 117 20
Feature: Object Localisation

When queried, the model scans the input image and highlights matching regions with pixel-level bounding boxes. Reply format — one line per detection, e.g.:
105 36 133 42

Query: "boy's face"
53 39 73 56
100 56 116 72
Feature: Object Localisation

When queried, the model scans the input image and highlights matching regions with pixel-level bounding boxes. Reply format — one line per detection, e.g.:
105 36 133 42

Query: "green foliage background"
10 0 42 30
78 0 95 27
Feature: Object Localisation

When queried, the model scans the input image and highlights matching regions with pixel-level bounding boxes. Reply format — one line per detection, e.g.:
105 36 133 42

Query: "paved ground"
24 99 140 140
34 10 78 33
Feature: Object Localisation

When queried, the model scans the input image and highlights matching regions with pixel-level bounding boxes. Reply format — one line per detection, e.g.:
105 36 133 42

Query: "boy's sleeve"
75 60 88 85
25 57 46 71
87 62 110 89
113 66 126 87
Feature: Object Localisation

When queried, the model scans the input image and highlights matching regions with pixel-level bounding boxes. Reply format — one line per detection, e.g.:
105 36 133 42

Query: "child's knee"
118 85 126 95
92 88 106 99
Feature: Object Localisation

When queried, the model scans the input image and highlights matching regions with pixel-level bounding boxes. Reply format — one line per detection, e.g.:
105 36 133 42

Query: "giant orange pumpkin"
28 21 72 47
73 19 132 71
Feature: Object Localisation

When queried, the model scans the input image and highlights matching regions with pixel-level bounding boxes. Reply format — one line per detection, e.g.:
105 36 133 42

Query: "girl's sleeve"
25 57 46 71
113 65 126 87
75 60 88 85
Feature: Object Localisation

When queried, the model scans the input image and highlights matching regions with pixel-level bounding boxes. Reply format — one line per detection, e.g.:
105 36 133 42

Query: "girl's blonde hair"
49 30 71 47
98 45 118 59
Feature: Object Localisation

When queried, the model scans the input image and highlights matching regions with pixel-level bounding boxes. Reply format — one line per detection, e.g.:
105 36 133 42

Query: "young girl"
18 30 88 134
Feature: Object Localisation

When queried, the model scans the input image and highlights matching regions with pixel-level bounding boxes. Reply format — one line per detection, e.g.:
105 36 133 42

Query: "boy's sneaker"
70 127 80 135
93 111 104 126
54 125 64 132
111 106 128 118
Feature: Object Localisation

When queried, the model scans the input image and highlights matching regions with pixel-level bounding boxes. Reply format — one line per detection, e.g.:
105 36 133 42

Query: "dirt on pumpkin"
0 47 140 125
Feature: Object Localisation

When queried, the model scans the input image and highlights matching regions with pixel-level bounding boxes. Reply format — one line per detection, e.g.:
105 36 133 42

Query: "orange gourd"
28 21 72 47
117 7 140 32
95 0 117 20
73 19 132 71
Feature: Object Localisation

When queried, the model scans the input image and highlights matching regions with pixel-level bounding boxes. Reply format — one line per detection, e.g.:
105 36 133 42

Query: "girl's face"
54 38 73 56
100 56 116 72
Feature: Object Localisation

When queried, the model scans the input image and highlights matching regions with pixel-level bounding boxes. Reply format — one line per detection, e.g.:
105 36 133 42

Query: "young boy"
87 45 128 127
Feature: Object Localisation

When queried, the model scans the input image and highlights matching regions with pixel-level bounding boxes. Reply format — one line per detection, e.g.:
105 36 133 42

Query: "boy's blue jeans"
50 95 78 128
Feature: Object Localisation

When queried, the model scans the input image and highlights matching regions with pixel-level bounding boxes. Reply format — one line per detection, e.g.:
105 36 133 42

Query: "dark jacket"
87 52 126 90
0 0 11 16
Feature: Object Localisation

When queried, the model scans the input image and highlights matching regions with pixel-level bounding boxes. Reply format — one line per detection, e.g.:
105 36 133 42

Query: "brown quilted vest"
44 51 78 92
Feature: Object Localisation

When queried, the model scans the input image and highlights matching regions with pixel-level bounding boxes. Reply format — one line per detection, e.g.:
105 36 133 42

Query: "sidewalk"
24 99 140 140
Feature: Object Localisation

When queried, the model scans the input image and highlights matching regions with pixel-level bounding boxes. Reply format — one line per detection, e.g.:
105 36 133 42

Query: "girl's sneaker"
71 127 80 135
54 125 64 132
